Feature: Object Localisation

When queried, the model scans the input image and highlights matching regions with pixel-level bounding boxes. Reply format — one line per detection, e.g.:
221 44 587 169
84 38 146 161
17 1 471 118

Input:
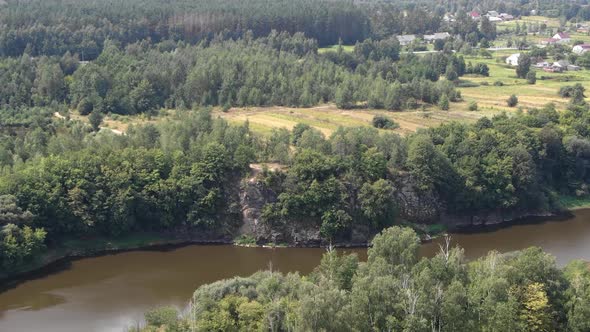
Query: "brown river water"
2 209 590 331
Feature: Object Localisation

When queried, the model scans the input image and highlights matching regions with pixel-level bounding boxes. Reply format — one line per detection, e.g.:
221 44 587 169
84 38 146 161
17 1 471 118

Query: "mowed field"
458 56 590 112
215 104 501 137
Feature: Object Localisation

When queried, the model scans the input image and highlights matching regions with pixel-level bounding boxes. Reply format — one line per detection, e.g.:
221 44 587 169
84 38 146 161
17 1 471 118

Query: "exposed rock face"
393 175 441 223
239 176 276 243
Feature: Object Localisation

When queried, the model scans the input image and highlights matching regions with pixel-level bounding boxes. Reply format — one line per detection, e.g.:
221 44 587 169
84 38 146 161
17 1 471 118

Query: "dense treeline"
0 0 369 58
0 0 584 61
0 34 461 114
257 96 590 239
0 111 256 270
137 226 590 332
4 88 590 269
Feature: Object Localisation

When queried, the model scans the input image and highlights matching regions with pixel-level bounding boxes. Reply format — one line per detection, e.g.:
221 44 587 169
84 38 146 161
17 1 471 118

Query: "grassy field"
215 104 500 137
458 54 590 113
69 16 590 138
318 44 354 54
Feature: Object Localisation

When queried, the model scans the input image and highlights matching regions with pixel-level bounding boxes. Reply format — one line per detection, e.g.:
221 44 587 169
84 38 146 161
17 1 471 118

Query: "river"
2 209 590 331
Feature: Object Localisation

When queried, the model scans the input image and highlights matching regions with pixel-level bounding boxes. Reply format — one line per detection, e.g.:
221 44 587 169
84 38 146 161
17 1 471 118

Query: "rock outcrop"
237 165 558 245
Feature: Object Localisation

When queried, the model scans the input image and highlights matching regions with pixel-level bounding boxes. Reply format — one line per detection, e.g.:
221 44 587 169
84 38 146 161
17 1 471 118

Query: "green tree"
507 94 519 107
516 53 532 79
438 94 450 110
527 71 537 85
88 109 104 131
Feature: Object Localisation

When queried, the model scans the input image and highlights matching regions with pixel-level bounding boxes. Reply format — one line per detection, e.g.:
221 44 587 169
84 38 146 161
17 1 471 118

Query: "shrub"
526 71 537 84
372 115 399 129
507 94 519 107
438 94 450 110
493 81 504 86
144 306 179 328
468 101 478 111
78 98 93 115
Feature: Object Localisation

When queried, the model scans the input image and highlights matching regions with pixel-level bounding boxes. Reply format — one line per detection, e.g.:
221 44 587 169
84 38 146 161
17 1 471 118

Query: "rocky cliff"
237 166 557 245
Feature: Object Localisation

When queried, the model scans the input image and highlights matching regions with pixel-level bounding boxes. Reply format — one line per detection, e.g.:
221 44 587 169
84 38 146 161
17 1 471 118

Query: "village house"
396 34 416 46
499 13 514 20
486 11 499 17
552 32 571 43
535 61 550 68
573 44 590 55
545 60 581 72
469 11 481 20
542 33 570 46
423 32 451 43
506 53 520 66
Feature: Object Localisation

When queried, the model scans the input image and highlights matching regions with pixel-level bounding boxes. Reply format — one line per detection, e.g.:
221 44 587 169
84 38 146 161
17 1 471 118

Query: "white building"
424 32 451 43
552 32 571 44
573 44 590 55
397 34 416 46
506 53 521 66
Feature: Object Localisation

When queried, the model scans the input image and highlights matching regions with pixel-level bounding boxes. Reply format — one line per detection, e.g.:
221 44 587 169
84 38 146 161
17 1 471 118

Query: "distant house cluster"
469 10 514 22
536 60 580 72
506 53 581 72
396 32 451 46
541 32 571 45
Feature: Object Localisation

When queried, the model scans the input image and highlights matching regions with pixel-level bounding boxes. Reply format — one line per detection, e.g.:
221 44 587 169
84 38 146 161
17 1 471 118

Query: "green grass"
318 44 354 54
234 234 257 246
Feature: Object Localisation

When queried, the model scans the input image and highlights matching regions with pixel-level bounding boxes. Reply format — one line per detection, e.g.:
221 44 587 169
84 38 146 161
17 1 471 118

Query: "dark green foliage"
0 0 370 58
527 70 537 84
372 115 399 129
516 53 532 79
88 109 103 131
507 94 519 107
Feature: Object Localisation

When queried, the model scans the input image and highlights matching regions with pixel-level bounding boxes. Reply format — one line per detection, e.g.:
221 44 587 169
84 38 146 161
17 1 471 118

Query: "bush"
438 94 450 110
468 101 478 111
493 81 504 86
78 98 93 115
526 71 537 85
507 94 518 107
144 306 179 328
372 115 399 129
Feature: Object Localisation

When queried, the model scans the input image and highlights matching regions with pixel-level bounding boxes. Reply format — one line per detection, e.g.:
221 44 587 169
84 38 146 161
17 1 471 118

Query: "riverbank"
2 203 589 288
0 232 232 289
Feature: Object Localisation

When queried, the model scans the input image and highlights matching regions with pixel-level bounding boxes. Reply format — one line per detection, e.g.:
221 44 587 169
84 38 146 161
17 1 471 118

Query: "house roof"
507 53 520 59
575 44 590 49
555 32 570 39
470 11 480 17
396 35 416 43
554 60 570 67
424 32 451 40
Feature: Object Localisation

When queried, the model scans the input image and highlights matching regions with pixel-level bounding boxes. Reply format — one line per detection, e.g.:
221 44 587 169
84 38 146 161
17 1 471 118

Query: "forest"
136 226 590 332
3 89 590 274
